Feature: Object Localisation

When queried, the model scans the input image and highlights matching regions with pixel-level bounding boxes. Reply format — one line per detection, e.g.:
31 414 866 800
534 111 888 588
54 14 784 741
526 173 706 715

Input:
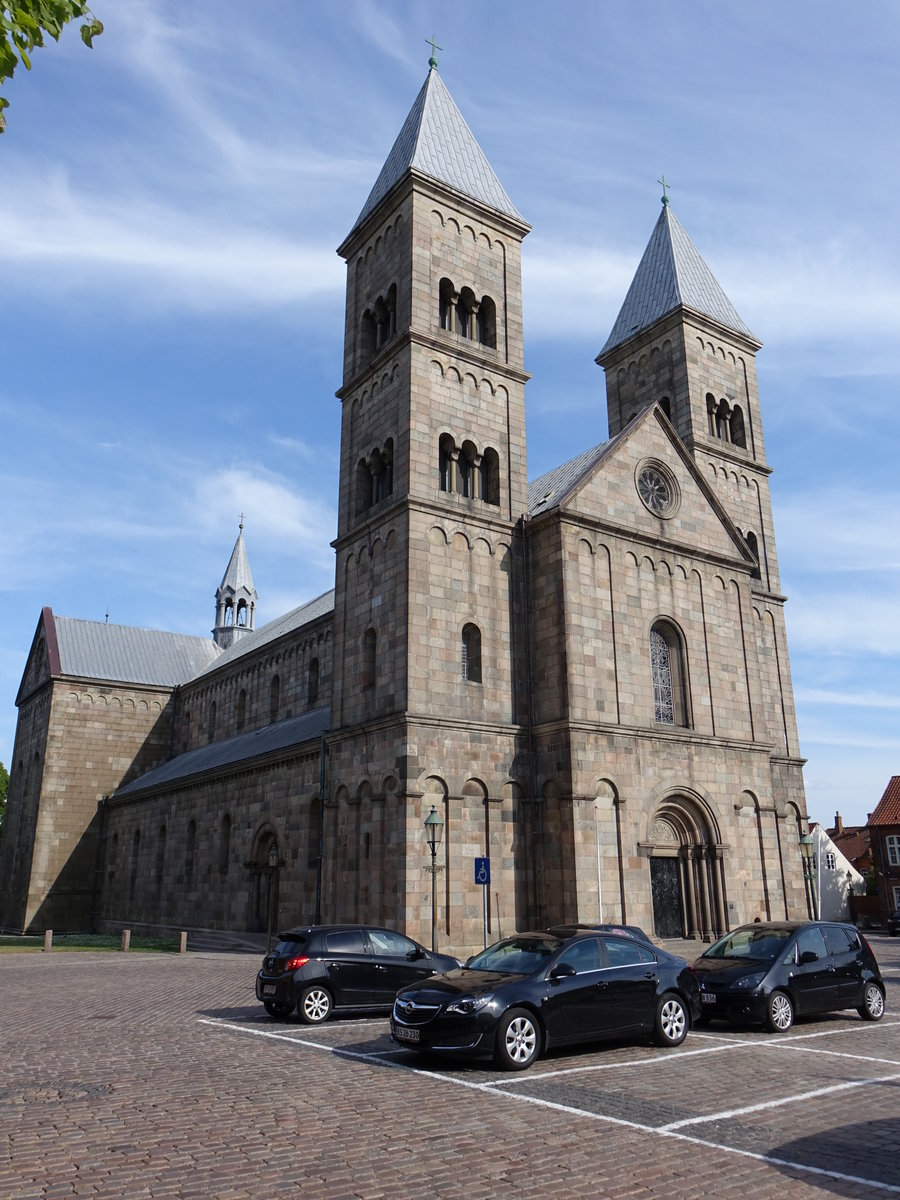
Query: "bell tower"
213 520 257 649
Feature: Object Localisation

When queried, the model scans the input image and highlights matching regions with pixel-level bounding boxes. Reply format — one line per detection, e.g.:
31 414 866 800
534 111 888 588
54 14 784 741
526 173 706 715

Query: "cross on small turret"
658 175 671 206
426 33 443 69
239 512 245 531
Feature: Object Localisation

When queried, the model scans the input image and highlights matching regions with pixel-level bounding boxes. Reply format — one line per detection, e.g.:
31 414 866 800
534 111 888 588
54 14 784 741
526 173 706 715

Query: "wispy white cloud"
796 688 900 711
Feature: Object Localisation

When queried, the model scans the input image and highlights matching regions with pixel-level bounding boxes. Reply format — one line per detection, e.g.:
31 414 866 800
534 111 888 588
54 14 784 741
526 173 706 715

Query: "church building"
0 65 810 954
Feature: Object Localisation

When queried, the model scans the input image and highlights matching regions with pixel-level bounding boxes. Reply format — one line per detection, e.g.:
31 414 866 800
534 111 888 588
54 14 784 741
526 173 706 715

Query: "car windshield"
467 936 561 974
702 927 792 963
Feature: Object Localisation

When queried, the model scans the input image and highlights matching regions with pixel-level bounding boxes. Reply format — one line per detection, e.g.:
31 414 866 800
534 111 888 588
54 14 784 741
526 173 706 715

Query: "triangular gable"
15 607 59 706
548 406 756 569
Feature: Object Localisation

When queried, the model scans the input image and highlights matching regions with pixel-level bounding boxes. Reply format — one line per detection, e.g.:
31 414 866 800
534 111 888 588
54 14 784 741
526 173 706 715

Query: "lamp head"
424 804 444 848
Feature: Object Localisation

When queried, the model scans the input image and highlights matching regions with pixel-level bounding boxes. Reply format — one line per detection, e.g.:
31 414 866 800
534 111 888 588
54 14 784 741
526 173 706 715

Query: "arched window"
706 393 717 437
108 831 118 886
650 621 689 726
462 624 482 683
360 309 376 361
457 287 477 338
439 277 456 330
458 440 477 498
730 404 747 448
362 628 376 688
356 457 373 514
236 688 247 732
130 829 140 900
236 599 247 626
715 399 730 441
308 797 322 868
186 819 197 882
477 295 497 348
308 657 319 706
220 813 231 874
438 434 454 492
481 448 500 506
745 531 762 581
156 824 166 884
224 600 234 627
659 396 672 420
373 296 389 349
269 675 280 724
207 700 216 743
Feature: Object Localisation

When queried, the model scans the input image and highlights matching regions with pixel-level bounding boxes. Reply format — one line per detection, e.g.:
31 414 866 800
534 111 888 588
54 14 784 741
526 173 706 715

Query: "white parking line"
658 1071 900 1130
199 1016 900 1196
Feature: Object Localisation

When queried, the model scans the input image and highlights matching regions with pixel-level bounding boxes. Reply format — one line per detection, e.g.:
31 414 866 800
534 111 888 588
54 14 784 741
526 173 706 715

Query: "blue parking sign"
474 857 490 886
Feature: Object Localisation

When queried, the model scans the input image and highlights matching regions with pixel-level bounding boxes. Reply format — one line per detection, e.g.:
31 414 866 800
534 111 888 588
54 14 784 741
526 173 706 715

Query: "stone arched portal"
646 796 727 942
247 827 280 936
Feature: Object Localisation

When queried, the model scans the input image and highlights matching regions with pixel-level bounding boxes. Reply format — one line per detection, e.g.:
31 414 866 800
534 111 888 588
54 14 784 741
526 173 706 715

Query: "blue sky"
2 0 898 828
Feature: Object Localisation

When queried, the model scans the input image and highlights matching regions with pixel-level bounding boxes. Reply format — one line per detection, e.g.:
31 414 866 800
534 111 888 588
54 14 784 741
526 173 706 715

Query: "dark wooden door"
650 857 683 939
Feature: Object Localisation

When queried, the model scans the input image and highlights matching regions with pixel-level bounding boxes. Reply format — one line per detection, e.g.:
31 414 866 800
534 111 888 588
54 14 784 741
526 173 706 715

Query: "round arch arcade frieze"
635 459 680 518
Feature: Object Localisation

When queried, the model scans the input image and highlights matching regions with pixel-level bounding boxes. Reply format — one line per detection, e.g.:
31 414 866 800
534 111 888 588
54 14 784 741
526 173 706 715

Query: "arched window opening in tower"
462 623 482 683
659 396 672 421
457 286 477 338
236 599 247 627
650 621 689 726
362 628 377 688
360 309 376 361
715 399 731 442
457 440 477 497
730 404 747 448
745 531 762 581
224 600 234 627
438 277 456 330
477 295 497 348
438 433 454 491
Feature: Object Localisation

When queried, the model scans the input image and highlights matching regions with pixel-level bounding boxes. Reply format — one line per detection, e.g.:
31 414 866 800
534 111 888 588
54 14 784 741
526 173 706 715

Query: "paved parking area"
3 935 900 1198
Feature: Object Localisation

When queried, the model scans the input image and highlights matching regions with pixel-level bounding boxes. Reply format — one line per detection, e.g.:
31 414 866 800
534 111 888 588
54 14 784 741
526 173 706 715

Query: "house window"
462 624 482 683
886 835 900 867
650 621 688 726
825 852 836 870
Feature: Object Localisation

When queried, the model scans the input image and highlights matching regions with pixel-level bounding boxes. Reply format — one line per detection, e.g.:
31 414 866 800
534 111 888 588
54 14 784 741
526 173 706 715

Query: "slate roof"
116 707 331 798
190 589 335 681
869 777 900 826
350 67 525 236
599 205 758 358
52 615 221 687
528 443 611 516
219 528 255 594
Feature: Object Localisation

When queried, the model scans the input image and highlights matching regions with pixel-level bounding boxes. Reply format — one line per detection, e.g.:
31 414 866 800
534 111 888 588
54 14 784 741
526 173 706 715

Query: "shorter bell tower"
213 519 257 649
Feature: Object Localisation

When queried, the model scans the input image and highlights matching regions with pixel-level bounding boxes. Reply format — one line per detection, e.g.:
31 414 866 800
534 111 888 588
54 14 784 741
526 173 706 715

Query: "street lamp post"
799 833 819 920
266 843 279 952
423 805 444 951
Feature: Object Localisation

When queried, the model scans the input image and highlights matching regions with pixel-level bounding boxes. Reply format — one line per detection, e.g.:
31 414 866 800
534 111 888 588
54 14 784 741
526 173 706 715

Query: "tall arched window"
438 434 454 492
186 819 197 882
308 657 320 706
477 295 496 348
462 624 482 683
481 448 500 506
745 531 762 581
236 688 247 731
269 675 280 724
207 700 217 743
219 813 231 874
360 309 376 361
730 404 747 448
130 829 140 900
650 621 689 726
439 277 455 330
457 287 476 338
156 824 166 885
362 628 377 688
659 396 672 420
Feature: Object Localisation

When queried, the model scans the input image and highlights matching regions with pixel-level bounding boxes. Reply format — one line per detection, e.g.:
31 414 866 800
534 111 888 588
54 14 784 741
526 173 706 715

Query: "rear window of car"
273 938 307 956
323 930 366 954
822 924 859 954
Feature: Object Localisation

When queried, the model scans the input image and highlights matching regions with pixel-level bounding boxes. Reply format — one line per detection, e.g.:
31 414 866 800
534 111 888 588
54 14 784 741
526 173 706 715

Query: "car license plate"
701 992 716 1004
394 1026 420 1042
263 985 276 996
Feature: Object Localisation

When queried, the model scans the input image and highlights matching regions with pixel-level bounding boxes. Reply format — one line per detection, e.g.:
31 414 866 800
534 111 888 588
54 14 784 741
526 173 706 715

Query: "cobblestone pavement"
3 935 900 1199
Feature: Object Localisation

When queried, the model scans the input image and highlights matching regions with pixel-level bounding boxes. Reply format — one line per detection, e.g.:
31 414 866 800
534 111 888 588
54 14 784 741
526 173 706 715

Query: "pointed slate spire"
599 205 758 358
350 67 525 236
213 521 258 649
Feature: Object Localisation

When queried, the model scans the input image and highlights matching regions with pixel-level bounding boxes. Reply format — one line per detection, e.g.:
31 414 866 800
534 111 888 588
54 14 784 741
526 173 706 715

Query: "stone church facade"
0 67 810 955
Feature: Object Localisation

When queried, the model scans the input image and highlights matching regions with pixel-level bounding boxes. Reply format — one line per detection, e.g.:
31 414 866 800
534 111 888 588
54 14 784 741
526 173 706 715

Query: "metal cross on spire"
658 175 671 206
426 33 443 69
239 512 245 531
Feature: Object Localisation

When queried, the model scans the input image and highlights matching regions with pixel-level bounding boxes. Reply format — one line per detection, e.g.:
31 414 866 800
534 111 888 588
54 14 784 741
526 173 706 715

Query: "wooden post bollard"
43 929 53 952
120 929 131 952
179 931 187 954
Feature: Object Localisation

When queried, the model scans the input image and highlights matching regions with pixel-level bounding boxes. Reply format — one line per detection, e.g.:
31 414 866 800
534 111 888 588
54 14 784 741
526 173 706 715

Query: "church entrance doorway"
646 796 727 942
650 857 682 938
248 830 279 936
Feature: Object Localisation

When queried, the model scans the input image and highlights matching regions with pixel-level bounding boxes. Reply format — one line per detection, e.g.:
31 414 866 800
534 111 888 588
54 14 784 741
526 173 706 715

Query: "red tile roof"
868 777 900 827
830 829 872 869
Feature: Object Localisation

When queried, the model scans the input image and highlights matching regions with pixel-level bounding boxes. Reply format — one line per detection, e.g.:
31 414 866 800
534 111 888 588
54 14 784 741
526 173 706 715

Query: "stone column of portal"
680 846 699 938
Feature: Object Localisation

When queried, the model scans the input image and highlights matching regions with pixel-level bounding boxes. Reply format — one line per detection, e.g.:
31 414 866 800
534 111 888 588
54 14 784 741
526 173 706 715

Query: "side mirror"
550 962 576 980
799 950 819 965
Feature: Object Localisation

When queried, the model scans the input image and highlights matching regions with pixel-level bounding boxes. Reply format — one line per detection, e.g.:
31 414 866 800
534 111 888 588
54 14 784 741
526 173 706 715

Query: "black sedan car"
390 928 701 1071
256 924 460 1023
692 920 886 1032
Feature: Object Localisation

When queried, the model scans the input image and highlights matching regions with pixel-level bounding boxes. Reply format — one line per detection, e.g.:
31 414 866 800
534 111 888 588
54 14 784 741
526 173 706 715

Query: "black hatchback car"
390 928 701 1071
692 920 886 1032
256 925 460 1023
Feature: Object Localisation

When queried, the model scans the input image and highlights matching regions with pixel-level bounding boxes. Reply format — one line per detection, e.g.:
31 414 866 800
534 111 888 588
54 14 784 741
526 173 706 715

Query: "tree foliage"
0 2 102 131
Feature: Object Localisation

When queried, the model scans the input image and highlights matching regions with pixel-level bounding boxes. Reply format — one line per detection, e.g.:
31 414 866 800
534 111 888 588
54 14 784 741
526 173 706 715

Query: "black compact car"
390 928 701 1071
692 920 886 1032
887 910 900 936
256 925 461 1023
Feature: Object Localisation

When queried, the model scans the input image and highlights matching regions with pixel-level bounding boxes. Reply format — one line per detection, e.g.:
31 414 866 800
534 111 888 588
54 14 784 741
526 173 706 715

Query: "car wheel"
263 1000 294 1019
494 1008 541 1071
765 990 794 1032
858 982 885 1021
298 985 333 1025
653 993 688 1046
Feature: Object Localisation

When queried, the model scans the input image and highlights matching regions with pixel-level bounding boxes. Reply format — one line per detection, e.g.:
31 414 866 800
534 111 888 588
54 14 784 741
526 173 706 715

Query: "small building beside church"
0 65 811 955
